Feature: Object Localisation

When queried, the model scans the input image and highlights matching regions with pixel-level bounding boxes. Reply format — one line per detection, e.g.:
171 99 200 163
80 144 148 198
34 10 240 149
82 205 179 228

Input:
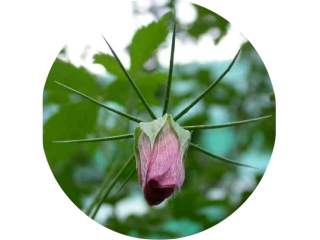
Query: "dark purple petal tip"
144 179 175 205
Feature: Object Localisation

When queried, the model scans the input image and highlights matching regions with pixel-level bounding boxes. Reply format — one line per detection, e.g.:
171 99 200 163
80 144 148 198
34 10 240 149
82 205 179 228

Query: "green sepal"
133 126 142 180
139 115 168 147
167 114 191 158
134 114 191 161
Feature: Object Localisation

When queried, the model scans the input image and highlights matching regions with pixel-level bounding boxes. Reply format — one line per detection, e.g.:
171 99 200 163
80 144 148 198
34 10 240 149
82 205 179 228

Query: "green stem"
184 115 272 130
85 171 112 216
114 167 136 195
54 81 143 123
189 143 257 169
174 49 241 121
102 36 156 119
90 155 135 219
85 152 121 216
162 13 176 115
53 133 133 144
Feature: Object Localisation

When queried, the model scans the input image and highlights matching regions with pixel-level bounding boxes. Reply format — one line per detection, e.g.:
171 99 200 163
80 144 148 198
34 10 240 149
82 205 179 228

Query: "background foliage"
43 1 275 238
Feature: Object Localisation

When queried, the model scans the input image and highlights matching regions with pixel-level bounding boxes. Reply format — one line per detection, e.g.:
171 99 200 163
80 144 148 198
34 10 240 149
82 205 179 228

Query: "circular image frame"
43 1 275 238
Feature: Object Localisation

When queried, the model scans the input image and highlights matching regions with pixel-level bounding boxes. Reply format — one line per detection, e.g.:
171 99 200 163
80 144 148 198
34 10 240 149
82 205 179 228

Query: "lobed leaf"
93 53 123 77
129 12 171 73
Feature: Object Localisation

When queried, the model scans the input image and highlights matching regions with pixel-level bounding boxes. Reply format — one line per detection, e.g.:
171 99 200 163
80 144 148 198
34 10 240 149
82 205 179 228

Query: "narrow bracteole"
102 36 157 119
53 133 134 144
174 48 241 121
184 115 272 130
54 81 144 123
162 10 176 115
189 143 258 169
90 155 135 219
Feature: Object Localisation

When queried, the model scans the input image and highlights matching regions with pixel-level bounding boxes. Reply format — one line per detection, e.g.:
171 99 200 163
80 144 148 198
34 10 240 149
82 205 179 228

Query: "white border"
1 0 319 239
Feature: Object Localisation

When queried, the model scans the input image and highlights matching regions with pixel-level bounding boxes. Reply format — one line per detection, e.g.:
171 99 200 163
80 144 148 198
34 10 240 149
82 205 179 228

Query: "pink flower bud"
134 114 191 205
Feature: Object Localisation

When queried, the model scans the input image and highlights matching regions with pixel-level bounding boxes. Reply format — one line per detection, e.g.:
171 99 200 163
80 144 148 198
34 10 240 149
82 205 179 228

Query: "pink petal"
138 123 185 205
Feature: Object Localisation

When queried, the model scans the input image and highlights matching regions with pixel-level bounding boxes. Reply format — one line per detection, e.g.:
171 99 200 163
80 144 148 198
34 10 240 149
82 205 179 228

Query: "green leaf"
93 53 123 77
43 101 98 168
129 12 171 73
44 58 100 104
103 71 166 106
188 4 229 44
43 58 100 168
136 71 167 105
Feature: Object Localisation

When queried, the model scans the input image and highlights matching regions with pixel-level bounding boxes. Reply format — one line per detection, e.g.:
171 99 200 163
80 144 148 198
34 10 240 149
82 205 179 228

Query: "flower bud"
134 114 191 205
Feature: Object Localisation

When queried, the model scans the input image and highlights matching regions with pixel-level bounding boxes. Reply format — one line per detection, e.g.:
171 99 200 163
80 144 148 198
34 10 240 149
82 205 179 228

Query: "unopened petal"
144 123 184 205
135 114 191 206
137 133 152 187
147 123 183 187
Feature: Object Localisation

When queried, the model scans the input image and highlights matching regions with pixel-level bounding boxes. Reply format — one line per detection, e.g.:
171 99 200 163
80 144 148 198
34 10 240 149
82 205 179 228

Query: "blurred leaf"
129 12 171 73
44 58 100 104
136 71 167 105
188 4 229 44
43 101 98 168
94 53 123 77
